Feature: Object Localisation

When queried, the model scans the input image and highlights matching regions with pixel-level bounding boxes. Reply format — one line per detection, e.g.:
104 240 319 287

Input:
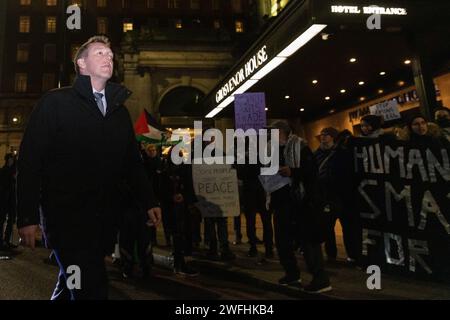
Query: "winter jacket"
17 75 158 251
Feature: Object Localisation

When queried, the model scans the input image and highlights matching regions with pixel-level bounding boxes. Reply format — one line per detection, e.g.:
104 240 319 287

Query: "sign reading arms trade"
215 46 268 104
331 5 407 16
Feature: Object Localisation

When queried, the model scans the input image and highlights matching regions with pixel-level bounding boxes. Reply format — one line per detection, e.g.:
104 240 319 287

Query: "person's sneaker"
247 247 258 258
278 275 302 286
303 278 332 294
221 250 236 261
174 265 199 277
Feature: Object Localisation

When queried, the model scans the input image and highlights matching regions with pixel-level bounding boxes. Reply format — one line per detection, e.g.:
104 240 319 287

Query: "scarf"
284 134 302 169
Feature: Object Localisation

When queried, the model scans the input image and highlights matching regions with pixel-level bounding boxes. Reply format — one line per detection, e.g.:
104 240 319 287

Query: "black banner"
352 138 450 282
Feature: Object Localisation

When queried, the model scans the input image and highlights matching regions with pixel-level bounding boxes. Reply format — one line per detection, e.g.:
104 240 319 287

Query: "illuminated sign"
331 5 407 16
215 46 268 104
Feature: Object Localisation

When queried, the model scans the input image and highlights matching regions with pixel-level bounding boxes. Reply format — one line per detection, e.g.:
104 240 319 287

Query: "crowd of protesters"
2 106 449 294
109 106 449 294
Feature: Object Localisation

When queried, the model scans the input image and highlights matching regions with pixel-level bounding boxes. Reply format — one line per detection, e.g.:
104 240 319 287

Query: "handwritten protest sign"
234 93 267 132
192 163 240 218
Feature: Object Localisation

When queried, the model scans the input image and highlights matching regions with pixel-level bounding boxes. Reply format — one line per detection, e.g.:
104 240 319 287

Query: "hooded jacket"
17 75 158 251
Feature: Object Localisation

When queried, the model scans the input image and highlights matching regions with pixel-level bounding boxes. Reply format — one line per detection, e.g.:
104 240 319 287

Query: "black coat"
17 75 158 251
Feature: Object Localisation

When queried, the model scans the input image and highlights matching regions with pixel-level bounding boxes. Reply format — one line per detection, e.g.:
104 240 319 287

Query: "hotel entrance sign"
331 5 407 16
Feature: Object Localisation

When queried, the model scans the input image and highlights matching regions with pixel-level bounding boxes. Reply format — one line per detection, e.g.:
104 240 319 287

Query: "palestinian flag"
134 110 166 144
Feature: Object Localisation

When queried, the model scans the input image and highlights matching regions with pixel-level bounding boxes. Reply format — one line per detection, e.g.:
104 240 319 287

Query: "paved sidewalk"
152 231 450 300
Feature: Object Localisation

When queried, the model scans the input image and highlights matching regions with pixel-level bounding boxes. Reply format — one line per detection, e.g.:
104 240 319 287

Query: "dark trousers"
119 209 151 272
233 215 242 241
245 209 273 250
0 210 6 247
273 200 299 277
191 207 202 244
205 217 229 253
172 202 188 266
324 209 362 261
324 211 338 259
0 205 16 245
51 249 108 300
273 196 327 280
242 183 273 250
161 203 173 245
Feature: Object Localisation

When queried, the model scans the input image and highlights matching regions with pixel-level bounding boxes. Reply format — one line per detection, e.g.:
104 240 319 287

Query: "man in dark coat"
16 36 161 300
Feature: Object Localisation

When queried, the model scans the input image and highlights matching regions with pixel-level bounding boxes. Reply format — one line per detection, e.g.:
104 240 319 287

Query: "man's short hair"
73 35 111 75
271 120 292 136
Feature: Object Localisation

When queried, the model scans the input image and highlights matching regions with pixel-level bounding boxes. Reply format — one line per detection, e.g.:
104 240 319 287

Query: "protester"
399 113 448 148
198 135 236 261
313 127 341 261
269 121 332 293
237 159 274 259
334 130 362 264
161 150 198 276
315 128 362 264
360 114 396 142
434 107 450 142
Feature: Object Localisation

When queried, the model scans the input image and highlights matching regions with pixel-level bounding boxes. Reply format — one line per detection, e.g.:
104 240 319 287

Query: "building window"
212 0 220 10
213 20 221 29
20 0 31 5
97 17 108 34
46 17 57 33
168 0 181 9
146 0 155 8
231 0 242 13
123 22 133 33
97 0 107 7
175 19 182 29
46 0 57 6
17 44 30 63
19 16 31 33
190 0 200 9
42 73 56 92
15 73 28 93
44 44 57 63
235 20 244 33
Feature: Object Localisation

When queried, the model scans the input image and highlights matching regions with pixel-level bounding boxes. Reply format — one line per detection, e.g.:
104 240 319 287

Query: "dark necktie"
94 92 105 116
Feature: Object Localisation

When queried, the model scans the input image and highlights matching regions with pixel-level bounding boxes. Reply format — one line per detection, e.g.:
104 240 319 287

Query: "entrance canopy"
202 0 450 121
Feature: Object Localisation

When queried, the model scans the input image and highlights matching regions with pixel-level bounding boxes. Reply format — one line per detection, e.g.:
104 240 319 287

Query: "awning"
202 0 450 120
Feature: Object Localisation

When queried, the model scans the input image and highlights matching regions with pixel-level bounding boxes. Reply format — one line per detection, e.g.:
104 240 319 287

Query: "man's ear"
77 58 86 71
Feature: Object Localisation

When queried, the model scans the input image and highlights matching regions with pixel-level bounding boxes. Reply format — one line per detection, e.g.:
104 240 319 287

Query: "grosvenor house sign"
215 46 269 104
